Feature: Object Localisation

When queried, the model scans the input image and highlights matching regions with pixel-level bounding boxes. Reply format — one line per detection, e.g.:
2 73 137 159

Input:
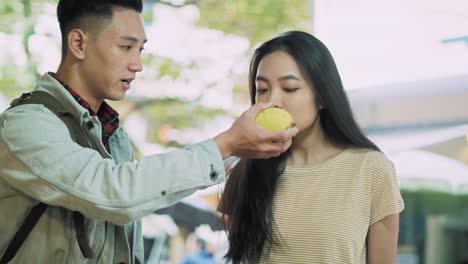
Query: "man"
0 0 297 263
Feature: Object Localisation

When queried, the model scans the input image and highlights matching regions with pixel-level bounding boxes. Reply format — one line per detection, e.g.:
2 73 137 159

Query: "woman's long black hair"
219 31 380 263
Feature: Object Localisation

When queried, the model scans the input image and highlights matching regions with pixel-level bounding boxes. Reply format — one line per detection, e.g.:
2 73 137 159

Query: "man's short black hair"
57 0 143 56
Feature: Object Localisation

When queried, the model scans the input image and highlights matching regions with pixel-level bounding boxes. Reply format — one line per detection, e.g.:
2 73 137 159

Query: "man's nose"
129 54 143 72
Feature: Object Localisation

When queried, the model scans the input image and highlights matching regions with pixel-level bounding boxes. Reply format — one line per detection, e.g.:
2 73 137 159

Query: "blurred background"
1 0 467 263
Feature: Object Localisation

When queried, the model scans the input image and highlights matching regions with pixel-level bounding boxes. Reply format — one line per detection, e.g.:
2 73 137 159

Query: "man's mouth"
121 79 134 84
121 79 134 90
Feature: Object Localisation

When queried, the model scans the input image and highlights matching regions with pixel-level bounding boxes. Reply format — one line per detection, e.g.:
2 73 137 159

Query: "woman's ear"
317 101 325 110
315 94 325 110
67 29 88 60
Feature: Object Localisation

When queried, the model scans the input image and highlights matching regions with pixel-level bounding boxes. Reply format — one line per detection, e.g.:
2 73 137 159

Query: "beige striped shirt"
258 148 404 264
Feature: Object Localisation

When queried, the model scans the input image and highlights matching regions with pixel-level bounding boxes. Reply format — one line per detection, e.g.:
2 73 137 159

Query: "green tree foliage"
0 0 30 33
0 0 58 99
117 97 225 148
127 1 312 147
0 0 312 149
142 54 183 80
197 0 311 46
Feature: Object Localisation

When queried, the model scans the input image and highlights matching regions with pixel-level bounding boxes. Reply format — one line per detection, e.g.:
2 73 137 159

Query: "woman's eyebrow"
278 74 301 81
255 75 269 83
256 74 301 83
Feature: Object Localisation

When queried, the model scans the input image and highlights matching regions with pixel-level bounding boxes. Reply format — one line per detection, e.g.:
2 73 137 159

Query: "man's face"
81 8 146 102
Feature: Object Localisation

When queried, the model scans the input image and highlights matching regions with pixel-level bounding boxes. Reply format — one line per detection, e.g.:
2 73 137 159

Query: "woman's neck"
288 118 347 166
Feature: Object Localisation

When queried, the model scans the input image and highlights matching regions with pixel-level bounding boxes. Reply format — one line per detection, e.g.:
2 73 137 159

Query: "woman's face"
255 51 320 133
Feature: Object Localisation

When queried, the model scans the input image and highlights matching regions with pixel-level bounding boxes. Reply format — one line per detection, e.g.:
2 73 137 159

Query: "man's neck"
55 63 102 113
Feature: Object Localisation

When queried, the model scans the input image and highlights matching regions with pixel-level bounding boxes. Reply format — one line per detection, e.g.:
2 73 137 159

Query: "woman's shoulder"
347 148 394 171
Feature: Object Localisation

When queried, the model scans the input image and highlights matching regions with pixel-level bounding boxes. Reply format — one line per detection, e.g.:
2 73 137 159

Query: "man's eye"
120 45 132 51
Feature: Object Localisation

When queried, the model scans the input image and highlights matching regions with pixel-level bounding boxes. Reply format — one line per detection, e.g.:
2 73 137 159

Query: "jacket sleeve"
0 104 225 225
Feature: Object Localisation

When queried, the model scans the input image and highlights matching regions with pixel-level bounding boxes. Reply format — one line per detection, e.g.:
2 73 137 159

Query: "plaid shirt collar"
49 72 119 153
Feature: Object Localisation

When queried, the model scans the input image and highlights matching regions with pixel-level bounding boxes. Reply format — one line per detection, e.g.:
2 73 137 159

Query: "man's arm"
367 213 400 264
0 104 225 225
0 103 296 226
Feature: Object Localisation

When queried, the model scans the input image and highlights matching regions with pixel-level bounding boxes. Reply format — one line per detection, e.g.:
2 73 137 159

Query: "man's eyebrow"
120 35 148 44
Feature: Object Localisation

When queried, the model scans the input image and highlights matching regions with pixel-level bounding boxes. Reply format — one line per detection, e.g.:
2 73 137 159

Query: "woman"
218 31 404 264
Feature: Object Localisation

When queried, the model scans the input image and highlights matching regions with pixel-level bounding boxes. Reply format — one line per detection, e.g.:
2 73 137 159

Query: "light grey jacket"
0 74 225 263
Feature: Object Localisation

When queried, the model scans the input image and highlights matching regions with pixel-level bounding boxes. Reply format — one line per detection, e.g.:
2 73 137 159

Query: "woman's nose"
268 91 284 108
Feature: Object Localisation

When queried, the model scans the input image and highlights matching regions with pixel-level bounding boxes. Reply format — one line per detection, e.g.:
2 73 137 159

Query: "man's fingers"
245 138 293 159
265 127 299 143
285 127 299 137
251 151 282 159
246 102 274 118
261 139 292 158
249 127 297 159
282 138 293 150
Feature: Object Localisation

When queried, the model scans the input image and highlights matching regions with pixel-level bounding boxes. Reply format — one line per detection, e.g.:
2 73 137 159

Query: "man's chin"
107 93 126 102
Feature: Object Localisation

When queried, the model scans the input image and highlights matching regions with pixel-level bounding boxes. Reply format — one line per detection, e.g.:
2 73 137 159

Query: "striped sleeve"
369 152 405 225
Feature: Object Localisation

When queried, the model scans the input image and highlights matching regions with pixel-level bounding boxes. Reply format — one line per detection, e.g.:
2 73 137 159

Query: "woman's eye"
120 45 132 51
256 89 268 94
284 88 299 93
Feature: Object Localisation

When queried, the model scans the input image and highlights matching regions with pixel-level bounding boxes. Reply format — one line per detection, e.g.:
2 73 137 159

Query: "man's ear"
67 29 88 60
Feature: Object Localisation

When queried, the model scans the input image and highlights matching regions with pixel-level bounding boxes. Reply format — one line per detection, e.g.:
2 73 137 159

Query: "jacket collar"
35 73 93 122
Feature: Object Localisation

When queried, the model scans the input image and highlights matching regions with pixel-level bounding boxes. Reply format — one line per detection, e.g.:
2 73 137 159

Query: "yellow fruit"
255 107 295 131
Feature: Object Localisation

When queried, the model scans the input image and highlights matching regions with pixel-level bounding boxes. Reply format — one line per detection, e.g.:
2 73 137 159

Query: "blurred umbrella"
142 214 179 238
154 197 222 232
373 124 468 166
419 132 468 165
141 214 179 264
390 150 468 194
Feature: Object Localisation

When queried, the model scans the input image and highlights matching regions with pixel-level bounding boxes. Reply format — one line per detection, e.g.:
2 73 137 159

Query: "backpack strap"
1 91 97 263
0 203 47 264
